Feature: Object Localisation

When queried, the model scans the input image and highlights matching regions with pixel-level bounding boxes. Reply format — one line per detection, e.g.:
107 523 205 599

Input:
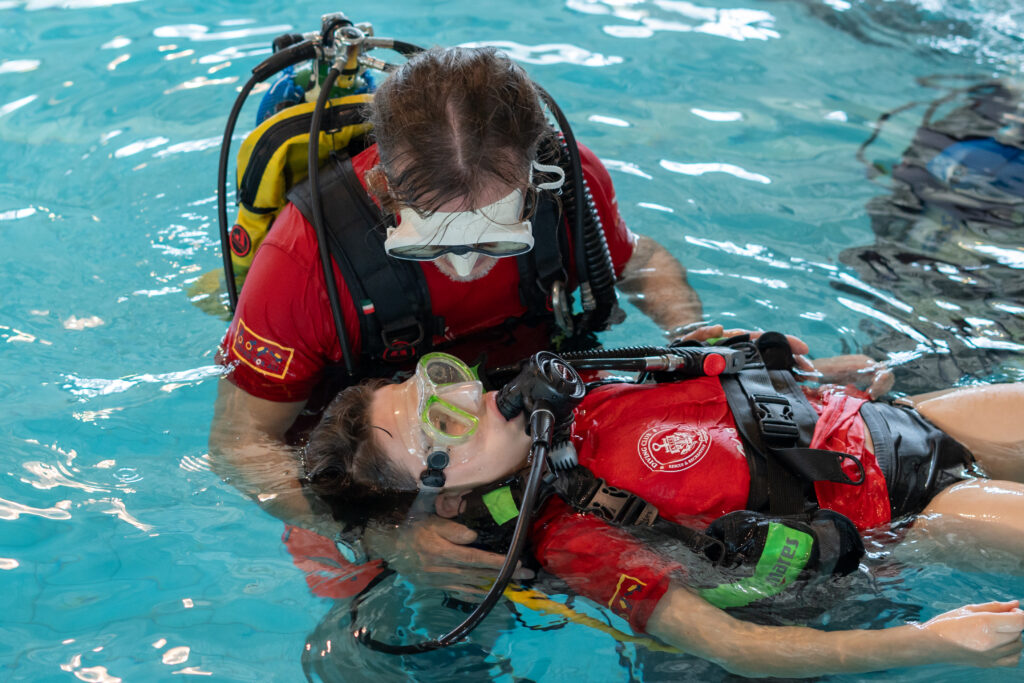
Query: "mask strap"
531 160 565 191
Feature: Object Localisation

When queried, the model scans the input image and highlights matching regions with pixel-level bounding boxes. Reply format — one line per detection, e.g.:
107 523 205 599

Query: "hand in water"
675 324 810 356
920 600 1024 668
363 515 534 597
799 354 895 398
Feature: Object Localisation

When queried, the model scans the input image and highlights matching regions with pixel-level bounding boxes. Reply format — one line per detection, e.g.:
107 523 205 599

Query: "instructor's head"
368 47 556 280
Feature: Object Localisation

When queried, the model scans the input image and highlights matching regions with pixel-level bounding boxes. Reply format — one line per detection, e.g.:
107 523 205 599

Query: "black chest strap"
720 342 865 515
550 465 726 563
516 188 569 317
288 154 443 367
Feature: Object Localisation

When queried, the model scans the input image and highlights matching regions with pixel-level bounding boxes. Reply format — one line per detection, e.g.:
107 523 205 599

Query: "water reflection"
838 79 1024 390
567 0 780 42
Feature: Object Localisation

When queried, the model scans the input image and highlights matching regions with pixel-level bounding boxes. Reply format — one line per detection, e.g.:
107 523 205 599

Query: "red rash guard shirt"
218 143 635 402
530 380 888 633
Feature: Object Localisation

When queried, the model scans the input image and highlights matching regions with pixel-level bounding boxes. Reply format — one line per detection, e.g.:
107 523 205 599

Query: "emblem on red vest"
229 224 252 257
637 424 711 472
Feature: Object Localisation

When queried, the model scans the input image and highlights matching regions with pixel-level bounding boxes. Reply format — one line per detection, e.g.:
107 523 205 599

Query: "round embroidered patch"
637 425 712 472
230 224 252 257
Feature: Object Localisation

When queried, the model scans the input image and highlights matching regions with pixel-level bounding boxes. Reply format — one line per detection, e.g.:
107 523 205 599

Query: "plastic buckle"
584 481 658 526
752 394 798 446
381 321 425 363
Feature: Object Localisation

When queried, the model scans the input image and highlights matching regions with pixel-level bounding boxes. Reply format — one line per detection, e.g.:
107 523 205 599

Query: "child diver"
302 336 1024 678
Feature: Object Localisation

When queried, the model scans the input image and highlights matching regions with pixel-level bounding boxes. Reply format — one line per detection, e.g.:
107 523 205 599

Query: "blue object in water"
927 137 1024 202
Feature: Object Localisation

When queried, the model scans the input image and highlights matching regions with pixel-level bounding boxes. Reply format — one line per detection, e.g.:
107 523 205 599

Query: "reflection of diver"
839 78 1024 391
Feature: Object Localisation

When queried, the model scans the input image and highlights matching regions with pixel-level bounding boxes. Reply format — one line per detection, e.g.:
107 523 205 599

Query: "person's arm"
647 584 1024 678
616 233 703 334
575 144 703 333
208 378 340 534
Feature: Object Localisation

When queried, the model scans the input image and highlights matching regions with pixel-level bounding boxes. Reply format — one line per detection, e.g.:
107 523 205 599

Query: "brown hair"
304 380 418 528
367 46 552 214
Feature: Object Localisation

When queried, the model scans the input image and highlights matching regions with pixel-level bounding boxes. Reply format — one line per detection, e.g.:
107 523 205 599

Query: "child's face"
369 377 533 491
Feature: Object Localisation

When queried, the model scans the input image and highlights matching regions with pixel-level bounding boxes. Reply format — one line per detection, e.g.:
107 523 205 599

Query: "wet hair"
367 46 553 214
303 380 418 529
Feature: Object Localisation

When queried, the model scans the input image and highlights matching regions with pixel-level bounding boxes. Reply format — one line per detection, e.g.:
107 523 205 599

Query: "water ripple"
661 159 772 184
461 40 623 67
575 0 780 41
0 497 72 521
60 365 224 399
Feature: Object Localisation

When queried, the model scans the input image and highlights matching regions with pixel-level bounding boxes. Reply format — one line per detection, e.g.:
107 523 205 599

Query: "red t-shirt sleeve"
531 499 681 632
578 143 636 276
217 204 359 402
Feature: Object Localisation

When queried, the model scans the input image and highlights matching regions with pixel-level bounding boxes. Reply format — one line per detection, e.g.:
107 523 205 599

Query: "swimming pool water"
1 0 1023 680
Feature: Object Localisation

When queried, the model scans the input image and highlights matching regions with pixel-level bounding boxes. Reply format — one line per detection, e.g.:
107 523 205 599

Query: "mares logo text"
637 425 711 472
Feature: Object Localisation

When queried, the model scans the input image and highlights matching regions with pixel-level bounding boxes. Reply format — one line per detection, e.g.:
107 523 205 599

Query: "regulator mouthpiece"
495 351 585 433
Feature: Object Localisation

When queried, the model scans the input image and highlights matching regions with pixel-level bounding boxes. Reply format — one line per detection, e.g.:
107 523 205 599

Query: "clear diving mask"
409 352 484 487
383 160 566 277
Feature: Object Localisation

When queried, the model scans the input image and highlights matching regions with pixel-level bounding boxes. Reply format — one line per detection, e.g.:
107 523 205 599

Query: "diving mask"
383 160 566 277
385 189 534 267
402 352 484 488
415 352 484 446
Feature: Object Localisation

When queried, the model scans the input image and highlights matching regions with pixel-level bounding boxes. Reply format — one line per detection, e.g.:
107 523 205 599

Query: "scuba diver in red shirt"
302 334 1024 677
208 31 711 583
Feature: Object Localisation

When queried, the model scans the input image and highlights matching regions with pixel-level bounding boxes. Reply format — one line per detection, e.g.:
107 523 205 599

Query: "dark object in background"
839 79 1024 392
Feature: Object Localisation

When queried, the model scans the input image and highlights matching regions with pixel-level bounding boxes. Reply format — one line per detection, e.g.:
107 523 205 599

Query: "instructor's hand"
676 324 810 356
800 354 894 398
920 600 1024 668
363 515 534 597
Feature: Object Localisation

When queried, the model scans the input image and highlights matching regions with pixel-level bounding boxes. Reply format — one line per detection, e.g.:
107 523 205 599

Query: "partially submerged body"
304 346 1024 677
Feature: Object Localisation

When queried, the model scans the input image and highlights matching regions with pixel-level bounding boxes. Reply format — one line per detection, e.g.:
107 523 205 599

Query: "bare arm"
208 379 337 534
616 233 703 334
647 584 1024 678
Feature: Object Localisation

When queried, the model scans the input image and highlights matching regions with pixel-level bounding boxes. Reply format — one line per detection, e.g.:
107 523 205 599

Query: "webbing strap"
288 154 442 366
721 342 864 516
551 466 725 563
516 183 569 314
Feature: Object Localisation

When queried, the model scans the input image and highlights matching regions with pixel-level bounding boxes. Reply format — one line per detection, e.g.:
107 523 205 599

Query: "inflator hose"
217 39 316 311
307 65 357 376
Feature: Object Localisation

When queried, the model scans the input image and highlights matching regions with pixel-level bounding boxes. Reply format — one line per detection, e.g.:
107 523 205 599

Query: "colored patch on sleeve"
231 319 295 380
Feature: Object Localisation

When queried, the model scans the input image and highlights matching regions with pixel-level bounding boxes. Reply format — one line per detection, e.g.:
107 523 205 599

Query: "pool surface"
2 0 1023 680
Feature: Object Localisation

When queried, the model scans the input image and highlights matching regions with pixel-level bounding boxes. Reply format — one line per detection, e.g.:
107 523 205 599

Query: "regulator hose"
307 65 357 376
555 135 618 332
217 38 317 311
534 86 619 335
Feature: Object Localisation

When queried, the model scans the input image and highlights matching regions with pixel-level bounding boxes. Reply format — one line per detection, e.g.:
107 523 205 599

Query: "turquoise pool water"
2 0 1023 680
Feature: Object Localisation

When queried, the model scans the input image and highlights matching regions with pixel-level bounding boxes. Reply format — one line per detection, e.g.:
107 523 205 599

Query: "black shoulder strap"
288 154 443 367
720 342 866 516
517 188 569 315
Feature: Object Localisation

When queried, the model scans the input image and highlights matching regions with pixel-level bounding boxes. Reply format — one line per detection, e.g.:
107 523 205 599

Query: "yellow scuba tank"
228 93 373 286
201 13 423 317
